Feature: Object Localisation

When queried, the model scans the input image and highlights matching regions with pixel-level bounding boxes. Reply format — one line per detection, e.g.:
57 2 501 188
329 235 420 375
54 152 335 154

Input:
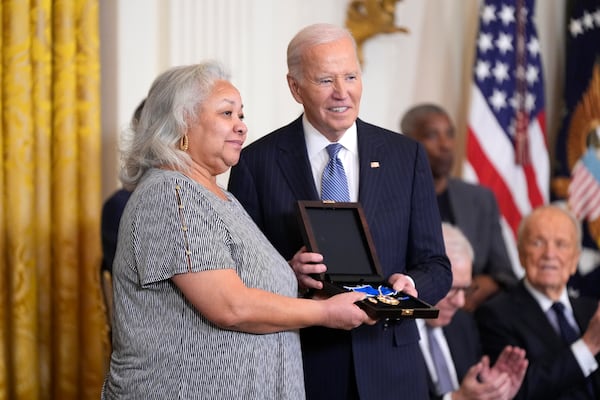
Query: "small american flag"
569 148 600 222
464 0 549 273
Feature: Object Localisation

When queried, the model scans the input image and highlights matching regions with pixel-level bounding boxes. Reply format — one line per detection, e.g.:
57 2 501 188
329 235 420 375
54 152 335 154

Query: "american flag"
464 0 549 273
569 149 600 222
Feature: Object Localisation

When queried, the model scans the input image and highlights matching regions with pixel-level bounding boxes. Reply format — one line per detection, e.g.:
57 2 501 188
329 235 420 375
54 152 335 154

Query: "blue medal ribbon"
343 284 409 300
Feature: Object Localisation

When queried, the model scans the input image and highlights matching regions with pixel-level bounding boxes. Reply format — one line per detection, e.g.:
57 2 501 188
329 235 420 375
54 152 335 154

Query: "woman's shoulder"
140 168 185 184
136 169 201 194
128 169 203 208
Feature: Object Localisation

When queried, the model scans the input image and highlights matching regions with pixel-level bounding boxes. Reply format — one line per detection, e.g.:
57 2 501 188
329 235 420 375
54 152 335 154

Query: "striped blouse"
102 168 304 399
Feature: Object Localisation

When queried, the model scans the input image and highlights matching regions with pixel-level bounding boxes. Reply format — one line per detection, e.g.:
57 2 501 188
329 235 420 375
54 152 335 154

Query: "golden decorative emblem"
345 0 409 66
377 294 400 305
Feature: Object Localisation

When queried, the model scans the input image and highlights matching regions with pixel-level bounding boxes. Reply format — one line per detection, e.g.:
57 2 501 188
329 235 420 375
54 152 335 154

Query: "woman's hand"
321 291 378 329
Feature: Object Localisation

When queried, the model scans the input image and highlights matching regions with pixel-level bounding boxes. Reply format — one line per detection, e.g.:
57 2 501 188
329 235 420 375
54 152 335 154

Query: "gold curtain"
0 1 108 399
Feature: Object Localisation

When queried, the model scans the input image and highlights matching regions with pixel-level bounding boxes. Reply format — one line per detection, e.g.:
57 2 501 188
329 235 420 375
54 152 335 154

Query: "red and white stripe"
464 86 549 277
465 85 549 239
569 160 600 221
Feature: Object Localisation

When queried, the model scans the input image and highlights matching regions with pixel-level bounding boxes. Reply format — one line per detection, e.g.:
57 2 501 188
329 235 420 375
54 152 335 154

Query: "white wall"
100 0 565 199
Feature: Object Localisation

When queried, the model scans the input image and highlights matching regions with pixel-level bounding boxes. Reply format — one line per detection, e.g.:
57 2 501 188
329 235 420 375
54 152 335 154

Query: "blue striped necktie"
321 143 350 202
427 326 455 396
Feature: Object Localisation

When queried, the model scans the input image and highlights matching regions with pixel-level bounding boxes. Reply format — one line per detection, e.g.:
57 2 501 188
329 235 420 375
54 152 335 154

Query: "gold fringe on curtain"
0 1 107 399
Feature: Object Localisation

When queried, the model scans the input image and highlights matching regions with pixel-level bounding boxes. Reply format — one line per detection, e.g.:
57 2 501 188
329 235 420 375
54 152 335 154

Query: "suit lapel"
444 315 472 381
571 296 596 333
356 119 386 218
513 283 565 349
276 118 392 205
276 117 320 201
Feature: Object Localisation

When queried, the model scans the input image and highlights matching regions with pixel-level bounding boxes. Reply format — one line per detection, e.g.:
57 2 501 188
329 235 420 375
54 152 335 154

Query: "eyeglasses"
447 284 478 297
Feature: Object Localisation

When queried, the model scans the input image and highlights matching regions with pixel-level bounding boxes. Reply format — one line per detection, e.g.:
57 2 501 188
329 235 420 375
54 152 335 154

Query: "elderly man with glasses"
418 223 528 400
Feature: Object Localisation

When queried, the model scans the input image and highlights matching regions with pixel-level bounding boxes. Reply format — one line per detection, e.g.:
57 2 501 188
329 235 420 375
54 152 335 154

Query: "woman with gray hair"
102 61 373 399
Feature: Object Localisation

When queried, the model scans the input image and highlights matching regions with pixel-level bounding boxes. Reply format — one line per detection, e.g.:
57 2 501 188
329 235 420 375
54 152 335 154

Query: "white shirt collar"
302 114 360 201
303 114 358 157
523 278 572 313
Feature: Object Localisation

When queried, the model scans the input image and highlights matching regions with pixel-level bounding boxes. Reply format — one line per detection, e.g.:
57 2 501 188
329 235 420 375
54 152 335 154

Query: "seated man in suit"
476 205 600 400
401 103 518 311
419 223 527 399
101 189 131 273
101 98 145 274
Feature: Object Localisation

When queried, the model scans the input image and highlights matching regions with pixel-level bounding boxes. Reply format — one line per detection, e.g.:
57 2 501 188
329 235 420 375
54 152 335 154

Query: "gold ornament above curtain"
345 0 409 66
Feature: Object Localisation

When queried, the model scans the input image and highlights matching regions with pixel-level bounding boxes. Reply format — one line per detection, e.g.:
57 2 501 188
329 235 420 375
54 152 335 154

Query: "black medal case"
296 200 439 319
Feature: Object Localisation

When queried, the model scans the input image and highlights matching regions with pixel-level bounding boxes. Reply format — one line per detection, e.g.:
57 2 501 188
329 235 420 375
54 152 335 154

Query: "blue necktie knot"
552 301 566 313
326 143 343 158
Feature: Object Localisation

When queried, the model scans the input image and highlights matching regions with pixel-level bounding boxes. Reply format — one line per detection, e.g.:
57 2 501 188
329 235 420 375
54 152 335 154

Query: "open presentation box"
296 200 439 319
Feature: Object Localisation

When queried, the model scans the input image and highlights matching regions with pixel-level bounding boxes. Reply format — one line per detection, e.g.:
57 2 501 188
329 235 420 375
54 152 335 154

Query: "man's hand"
453 346 527 400
289 246 326 291
453 356 512 400
388 273 418 297
490 346 528 399
582 302 600 356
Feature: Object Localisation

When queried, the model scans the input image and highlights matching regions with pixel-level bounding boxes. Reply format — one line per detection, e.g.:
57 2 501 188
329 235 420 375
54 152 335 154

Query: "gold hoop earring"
180 134 189 151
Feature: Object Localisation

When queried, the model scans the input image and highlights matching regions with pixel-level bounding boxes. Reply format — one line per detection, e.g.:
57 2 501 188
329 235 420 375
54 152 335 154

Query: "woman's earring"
180 134 189 151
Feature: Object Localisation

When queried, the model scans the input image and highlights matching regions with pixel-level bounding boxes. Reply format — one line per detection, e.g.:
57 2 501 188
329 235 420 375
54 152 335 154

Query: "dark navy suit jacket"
476 281 600 400
101 189 131 273
446 178 517 288
228 116 452 399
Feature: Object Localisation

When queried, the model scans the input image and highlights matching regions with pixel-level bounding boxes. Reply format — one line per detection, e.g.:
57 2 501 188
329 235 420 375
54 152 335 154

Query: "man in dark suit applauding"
229 23 452 400
419 223 527 399
401 103 518 311
476 205 600 399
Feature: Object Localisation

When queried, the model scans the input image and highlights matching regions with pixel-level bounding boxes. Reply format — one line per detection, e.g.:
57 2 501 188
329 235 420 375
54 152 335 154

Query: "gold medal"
377 295 400 305
377 286 400 305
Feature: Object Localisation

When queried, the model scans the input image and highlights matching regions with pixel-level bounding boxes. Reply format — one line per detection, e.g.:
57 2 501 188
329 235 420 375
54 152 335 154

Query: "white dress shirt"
303 115 416 290
524 279 598 377
303 115 359 202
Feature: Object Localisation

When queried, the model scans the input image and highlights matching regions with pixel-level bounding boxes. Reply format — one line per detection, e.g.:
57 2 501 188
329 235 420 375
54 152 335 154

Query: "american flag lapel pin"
370 161 380 168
